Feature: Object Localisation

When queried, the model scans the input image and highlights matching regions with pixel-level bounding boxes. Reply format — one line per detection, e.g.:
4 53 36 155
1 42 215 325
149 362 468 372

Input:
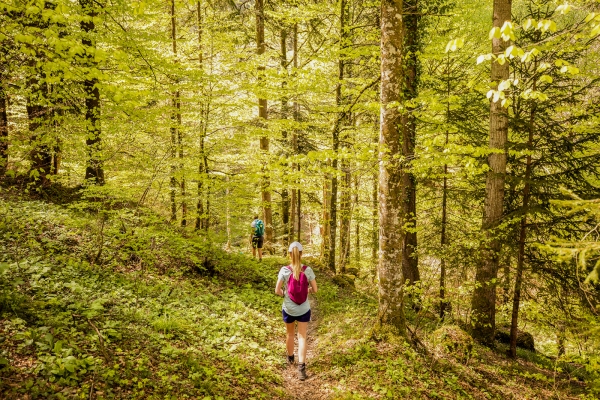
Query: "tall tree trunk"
378 0 407 336
400 0 420 286
177 94 185 226
440 52 450 319
256 0 273 244
169 0 178 223
509 77 535 358
471 0 512 346
0 87 8 176
195 1 210 232
329 0 349 273
280 28 290 250
80 0 104 184
168 0 185 226
339 6 353 272
291 23 301 244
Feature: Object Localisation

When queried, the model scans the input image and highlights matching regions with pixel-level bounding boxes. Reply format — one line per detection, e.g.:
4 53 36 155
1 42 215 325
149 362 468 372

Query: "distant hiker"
275 241 318 381
250 215 265 261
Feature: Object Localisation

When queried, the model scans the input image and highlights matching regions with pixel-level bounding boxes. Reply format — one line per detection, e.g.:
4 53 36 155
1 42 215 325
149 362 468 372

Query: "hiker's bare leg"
258 248 263 260
286 322 295 357
252 247 256 258
297 321 308 363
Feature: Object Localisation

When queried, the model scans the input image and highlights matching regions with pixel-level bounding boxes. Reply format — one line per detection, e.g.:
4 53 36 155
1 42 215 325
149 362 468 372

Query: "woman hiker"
275 241 318 381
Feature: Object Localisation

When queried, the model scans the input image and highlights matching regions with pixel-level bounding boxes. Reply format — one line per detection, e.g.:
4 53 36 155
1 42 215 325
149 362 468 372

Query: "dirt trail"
282 296 332 399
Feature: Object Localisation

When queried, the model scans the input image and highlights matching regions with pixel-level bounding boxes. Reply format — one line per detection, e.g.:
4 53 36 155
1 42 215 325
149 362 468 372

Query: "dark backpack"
254 219 265 236
285 265 309 305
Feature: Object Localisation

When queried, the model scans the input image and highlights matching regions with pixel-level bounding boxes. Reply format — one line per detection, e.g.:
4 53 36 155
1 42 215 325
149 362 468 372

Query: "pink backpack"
285 265 309 305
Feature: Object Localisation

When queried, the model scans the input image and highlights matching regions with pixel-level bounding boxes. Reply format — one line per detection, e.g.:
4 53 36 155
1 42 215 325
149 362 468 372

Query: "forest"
1 0 600 398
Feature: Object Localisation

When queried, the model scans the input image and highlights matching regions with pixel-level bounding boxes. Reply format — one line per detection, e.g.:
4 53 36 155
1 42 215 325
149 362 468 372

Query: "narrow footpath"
282 296 332 399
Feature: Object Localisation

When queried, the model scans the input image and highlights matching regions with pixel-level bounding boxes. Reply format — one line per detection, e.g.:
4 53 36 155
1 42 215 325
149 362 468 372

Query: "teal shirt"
278 266 316 317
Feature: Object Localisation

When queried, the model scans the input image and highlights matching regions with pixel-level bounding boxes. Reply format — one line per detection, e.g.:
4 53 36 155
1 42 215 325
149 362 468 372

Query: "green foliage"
0 195 285 399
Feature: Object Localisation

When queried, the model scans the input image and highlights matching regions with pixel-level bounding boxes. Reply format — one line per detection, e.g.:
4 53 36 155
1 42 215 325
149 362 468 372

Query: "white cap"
288 241 303 253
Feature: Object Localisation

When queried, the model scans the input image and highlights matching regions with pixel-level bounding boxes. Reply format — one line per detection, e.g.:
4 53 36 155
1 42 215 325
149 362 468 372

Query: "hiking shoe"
297 362 307 381
287 355 294 365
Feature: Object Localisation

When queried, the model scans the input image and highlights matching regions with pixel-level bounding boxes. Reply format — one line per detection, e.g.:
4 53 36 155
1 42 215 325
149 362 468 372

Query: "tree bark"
169 0 178 223
400 0 420 286
354 175 360 263
440 52 450 319
292 23 301 244
280 28 290 250
0 87 7 176
80 0 104 184
297 188 301 242
256 0 274 244
509 76 535 359
471 0 512 346
378 0 407 336
321 170 331 262
195 1 210 232
372 130 378 274
329 0 349 273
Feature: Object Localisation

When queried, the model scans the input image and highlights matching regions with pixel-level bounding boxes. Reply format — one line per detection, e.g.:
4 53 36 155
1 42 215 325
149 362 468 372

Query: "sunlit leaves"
555 3 572 15
489 21 515 41
445 38 464 53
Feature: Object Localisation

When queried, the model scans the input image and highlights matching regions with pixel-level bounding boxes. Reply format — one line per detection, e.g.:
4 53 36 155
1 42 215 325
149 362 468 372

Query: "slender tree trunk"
168 1 185 226
471 0 512 346
354 175 360 263
169 0 178 223
256 0 273 244
400 0 420 286
291 23 301 244
340 10 353 272
205 168 210 229
329 0 349 273
291 187 297 241
177 94 185 226
226 176 231 250
80 0 104 184
509 79 535 358
0 87 8 176
378 0 407 336
297 188 301 242
372 130 378 274
340 163 351 272
321 170 331 261
195 1 204 230
440 52 450 319
280 28 290 250
195 1 210 232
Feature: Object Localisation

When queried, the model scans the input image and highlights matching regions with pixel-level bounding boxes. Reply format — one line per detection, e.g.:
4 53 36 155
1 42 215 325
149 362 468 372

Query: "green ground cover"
0 192 596 399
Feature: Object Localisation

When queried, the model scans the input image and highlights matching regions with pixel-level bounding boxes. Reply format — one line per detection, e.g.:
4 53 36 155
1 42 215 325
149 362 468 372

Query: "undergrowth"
0 190 597 399
0 192 287 399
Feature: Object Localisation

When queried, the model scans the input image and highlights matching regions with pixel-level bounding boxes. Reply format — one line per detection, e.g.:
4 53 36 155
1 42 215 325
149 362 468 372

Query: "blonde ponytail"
291 247 302 280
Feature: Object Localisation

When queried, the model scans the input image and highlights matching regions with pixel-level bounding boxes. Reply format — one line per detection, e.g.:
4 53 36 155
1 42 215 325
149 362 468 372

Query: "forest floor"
0 188 597 399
